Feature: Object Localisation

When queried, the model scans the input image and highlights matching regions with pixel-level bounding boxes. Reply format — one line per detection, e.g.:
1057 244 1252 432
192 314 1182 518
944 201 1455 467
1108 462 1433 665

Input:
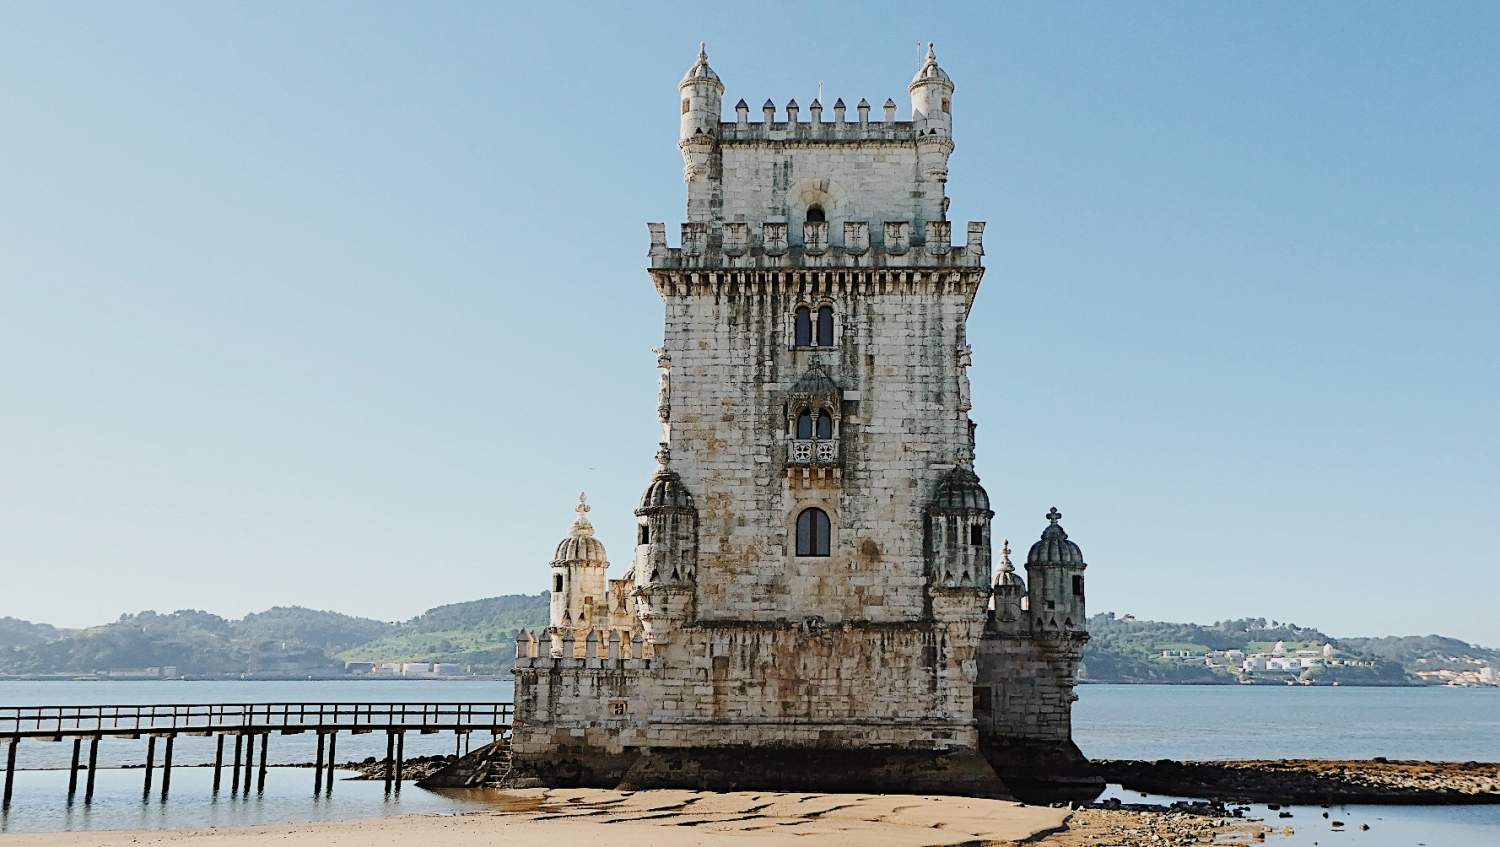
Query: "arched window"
805 204 825 223
796 507 831 557
816 306 834 346
794 306 812 346
796 409 833 440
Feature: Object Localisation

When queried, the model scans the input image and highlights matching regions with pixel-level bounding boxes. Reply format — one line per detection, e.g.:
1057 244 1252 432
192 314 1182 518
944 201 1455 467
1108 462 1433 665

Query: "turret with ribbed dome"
990 540 1027 630
925 465 994 589
548 492 610 635
910 43 954 138
679 42 723 143
1025 508 1088 634
632 445 698 644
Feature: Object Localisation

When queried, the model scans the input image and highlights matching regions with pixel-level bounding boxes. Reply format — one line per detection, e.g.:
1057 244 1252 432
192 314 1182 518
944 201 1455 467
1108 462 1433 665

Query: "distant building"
433 663 463 676
345 661 375 675
401 662 433 677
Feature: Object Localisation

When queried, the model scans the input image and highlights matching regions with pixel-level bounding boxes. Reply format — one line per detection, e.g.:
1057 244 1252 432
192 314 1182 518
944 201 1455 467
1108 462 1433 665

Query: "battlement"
707 98 925 144
512 628 654 670
648 219 984 270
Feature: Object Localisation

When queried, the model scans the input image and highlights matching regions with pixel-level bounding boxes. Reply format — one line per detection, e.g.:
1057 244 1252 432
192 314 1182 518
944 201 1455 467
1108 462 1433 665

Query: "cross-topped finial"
569 491 595 537
1046 507 1062 525
1000 539 1013 570
698 41 707 60
577 491 590 516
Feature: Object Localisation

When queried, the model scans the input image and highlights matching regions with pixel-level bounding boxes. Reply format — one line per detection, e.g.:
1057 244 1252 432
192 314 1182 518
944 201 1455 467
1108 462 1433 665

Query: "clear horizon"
1 3 1496 642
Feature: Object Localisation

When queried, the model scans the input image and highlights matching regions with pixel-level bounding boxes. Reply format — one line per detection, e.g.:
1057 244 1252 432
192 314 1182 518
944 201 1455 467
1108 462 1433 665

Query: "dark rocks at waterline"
1093 758 1500 804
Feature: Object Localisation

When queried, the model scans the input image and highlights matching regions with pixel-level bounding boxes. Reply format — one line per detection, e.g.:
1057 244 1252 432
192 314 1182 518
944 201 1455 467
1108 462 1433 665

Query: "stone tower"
509 46 1102 802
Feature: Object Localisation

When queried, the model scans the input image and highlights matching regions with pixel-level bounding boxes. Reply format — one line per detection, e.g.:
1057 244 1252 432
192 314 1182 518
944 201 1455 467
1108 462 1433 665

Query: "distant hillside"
1083 614 1413 685
0 616 59 649
0 596 546 678
338 594 550 673
1337 635 1500 671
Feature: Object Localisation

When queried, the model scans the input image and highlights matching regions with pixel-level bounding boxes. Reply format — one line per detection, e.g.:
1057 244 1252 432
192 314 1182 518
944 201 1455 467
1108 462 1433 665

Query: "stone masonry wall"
661 283 974 624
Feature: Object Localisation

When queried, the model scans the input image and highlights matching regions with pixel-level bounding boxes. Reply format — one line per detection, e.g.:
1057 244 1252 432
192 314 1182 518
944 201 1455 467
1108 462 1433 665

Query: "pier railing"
0 701 512 738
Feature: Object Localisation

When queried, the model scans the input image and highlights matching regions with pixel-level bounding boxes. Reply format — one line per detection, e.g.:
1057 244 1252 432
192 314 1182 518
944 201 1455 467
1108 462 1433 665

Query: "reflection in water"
0 766 491 833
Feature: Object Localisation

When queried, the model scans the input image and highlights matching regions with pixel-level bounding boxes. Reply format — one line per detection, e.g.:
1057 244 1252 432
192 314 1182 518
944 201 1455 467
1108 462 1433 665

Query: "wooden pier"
0 701 511 808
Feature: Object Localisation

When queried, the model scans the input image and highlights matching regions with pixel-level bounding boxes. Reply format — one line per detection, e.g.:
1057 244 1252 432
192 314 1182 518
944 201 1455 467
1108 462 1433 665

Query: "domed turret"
925 465 994 588
932 466 990 512
1025 508 1088 635
633 446 699 644
1027 508 1084 566
992 540 1027 628
679 42 723 142
909 43 954 137
549 493 610 634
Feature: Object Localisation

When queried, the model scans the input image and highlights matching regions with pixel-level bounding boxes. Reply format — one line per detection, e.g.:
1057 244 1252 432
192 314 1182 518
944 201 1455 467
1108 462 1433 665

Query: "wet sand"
4 788 1072 846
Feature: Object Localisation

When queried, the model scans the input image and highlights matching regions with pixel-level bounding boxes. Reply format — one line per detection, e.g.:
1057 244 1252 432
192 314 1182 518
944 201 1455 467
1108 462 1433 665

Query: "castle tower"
510 46 1099 803
547 493 609 636
1025 508 1087 634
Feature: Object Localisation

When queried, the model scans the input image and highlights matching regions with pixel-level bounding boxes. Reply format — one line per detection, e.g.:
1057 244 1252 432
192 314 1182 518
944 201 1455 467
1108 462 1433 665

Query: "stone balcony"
648 220 984 271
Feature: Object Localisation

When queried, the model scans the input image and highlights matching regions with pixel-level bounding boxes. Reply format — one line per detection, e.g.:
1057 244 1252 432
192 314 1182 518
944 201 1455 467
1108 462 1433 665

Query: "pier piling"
161 734 174 799
2 737 16 810
394 731 405 791
257 734 268 793
383 732 395 791
324 731 337 794
212 734 224 793
143 735 156 796
231 734 243 794
68 737 81 797
85 736 98 802
242 732 254 794
314 732 325 792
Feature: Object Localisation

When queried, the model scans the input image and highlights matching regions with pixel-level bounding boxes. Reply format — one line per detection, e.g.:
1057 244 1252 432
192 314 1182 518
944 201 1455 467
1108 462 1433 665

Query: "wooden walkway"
0 701 512 808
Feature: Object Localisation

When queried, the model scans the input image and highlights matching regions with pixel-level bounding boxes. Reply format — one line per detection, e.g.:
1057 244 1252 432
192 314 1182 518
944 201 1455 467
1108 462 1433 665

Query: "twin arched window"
796 507 831 557
795 409 834 440
794 305 835 347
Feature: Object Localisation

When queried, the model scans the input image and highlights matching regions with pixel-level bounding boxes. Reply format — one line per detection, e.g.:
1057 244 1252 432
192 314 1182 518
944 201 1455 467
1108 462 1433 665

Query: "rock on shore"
1094 758 1500 804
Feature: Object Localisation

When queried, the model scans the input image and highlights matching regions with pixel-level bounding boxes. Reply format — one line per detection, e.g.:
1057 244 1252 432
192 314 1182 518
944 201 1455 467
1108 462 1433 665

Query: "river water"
1 680 1496 839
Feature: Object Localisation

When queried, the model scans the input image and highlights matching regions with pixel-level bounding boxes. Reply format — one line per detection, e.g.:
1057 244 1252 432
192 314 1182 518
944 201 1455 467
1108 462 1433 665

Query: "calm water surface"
1 680 1497 838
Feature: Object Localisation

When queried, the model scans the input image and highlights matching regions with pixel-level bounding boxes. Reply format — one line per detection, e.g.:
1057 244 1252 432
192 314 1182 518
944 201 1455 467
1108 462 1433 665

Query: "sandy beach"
4 788 1072 847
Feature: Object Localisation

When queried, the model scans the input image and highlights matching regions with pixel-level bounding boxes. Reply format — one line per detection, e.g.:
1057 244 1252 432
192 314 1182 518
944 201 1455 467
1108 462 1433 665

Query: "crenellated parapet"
648 220 984 271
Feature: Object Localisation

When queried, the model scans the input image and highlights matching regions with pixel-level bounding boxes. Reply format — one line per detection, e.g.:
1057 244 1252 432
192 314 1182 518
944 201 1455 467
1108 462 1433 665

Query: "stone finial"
656 442 671 468
572 492 595 537
857 98 870 125
1000 539 1013 572
833 98 846 125
763 99 776 122
1047 507 1062 525
786 99 799 123
883 98 897 122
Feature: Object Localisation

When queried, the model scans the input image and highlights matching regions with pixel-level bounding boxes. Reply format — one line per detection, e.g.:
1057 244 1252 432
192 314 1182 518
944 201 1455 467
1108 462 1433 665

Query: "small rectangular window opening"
969 524 984 546
1072 575 1085 597
553 574 563 593
638 525 650 545
681 99 690 114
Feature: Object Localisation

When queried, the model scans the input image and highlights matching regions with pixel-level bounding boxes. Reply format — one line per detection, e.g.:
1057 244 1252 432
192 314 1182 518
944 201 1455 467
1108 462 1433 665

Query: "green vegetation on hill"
1082 614 1413 685
338 594 550 673
0 595 547 678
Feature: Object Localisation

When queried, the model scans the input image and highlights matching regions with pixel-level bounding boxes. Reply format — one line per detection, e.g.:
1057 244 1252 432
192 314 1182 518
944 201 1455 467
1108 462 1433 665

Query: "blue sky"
1 3 1496 643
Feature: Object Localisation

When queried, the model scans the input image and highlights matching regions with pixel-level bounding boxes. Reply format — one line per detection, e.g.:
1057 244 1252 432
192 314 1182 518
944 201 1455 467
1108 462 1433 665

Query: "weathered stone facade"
511 45 1102 801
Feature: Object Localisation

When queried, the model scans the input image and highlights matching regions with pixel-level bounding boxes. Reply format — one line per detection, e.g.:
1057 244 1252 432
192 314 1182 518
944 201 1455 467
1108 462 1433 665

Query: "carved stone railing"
789 439 838 466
